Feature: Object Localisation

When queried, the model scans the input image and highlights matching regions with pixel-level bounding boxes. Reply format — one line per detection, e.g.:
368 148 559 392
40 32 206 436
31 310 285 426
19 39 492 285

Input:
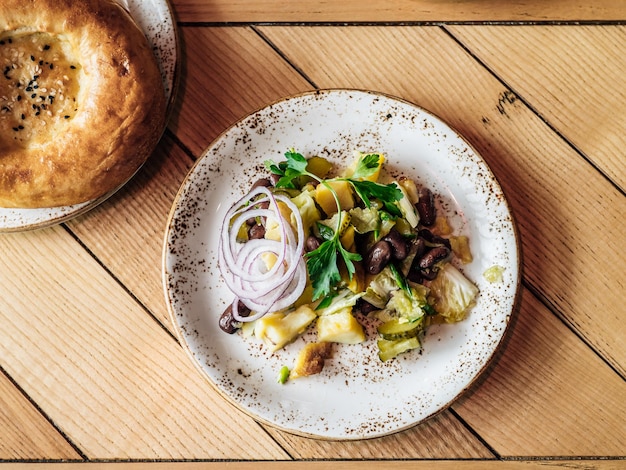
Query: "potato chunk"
290 342 333 379
254 305 317 351
315 180 354 216
316 307 365 344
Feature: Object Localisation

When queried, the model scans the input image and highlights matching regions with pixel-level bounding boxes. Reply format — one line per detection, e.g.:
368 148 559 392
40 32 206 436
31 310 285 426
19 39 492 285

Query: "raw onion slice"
218 185 306 321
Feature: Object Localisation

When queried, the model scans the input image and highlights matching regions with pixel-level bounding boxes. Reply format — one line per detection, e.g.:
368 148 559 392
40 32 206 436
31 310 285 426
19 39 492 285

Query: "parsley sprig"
265 149 403 304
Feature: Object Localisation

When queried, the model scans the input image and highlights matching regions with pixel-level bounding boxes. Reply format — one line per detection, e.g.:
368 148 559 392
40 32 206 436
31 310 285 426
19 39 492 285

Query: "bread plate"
0 0 179 232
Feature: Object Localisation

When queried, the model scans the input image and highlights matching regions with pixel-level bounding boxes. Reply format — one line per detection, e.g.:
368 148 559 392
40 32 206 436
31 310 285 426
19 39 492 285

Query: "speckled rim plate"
163 89 521 440
0 0 180 232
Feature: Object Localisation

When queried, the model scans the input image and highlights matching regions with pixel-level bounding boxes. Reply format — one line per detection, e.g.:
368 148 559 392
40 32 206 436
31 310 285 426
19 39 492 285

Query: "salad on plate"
217 149 479 381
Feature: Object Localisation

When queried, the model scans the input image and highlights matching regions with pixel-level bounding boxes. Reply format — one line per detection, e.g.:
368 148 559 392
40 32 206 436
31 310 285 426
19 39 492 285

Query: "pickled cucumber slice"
377 336 421 362
377 317 423 340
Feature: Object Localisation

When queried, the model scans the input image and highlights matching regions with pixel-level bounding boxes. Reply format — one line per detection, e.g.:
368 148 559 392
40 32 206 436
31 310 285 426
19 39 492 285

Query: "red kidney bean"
251 177 272 190
382 227 408 260
248 223 266 240
415 187 436 226
305 235 322 252
418 245 451 270
219 301 251 334
418 228 451 250
365 240 392 275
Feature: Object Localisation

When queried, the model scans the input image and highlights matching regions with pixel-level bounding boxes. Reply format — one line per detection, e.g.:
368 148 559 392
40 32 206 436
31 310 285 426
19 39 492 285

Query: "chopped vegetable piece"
290 342 333 379
377 336 421 362
377 317 423 340
392 181 420 228
254 305 317 351
277 365 291 384
483 265 505 283
429 263 479 322
317 307 366 344
449 235 473 264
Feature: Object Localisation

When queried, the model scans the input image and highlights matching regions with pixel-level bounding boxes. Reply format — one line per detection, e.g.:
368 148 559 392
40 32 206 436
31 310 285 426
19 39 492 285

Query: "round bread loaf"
0 0 167 208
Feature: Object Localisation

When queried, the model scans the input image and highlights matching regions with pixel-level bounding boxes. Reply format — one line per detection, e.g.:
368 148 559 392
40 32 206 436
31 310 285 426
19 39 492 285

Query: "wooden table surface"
1 0 625 468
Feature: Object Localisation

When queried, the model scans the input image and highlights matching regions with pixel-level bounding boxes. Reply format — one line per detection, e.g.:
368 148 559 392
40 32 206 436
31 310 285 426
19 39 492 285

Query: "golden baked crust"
0 0 167 208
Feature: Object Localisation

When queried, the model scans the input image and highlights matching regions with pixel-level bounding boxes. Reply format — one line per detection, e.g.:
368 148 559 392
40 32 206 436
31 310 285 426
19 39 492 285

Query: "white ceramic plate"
163 89 520 440
0 0 179 232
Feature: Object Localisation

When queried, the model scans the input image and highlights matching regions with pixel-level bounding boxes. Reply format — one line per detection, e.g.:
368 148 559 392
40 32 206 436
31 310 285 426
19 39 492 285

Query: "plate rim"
162 87 523 440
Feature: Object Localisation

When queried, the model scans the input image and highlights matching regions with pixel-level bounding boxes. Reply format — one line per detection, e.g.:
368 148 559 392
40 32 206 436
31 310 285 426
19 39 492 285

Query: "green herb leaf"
388 262 411 299
316 221 335 241
305 239 341 301
266 149 402 301
264 160 285 176
350 153 382 179
284 149 308 173
339 244 362 279
349 180 403 216
267 149 314 189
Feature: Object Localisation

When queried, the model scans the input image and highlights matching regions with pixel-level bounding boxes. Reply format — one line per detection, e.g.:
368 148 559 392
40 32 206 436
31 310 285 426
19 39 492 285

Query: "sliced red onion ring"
218 185 306 321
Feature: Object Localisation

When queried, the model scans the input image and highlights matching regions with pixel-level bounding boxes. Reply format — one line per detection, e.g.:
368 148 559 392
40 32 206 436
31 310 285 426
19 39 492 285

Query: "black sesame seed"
21 114 25 119
12 127 19 131
31 93 36 98
49 63 54 70
16 95 21 101
43 44 50 50
64 115 70 119
18 125 24 129
25 86 32 91
70 65 76 69
30 55 35 61
0 40 4 45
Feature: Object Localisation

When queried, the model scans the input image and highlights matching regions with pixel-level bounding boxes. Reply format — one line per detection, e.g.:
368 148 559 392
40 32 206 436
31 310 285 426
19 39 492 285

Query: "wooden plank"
67 134 193 330
0 226 288 459
454 288 626 456
257 24 626 375
1 460 624 469
169 27 314 158
266 410 493 458
446 24 626 191
0 373 82 460
171 0 626 23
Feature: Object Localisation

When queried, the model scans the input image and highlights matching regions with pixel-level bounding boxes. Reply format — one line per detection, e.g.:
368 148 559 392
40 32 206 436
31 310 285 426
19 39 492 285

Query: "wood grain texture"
172 0 626 23
447 24 626 191
266 410 494 459
1 461 624 469
1 6 625 462
454 288 626 456
0 226 287 459
169 27 313 158
257 25 626 376
0 373 81 460
67 134 192 330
